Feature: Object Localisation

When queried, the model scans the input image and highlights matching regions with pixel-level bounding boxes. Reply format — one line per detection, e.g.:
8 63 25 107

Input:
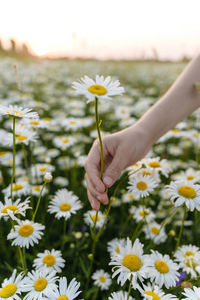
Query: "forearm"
134 54 200 145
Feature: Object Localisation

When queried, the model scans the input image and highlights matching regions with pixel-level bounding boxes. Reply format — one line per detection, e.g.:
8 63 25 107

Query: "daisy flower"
182 286 200 299
84 210 105 228
21 269 57 300
130 206 155 223
7 219 45 249
143 222 167 244
72 75 124 103
108 291 134 300
44 277 81 300
0 269 24 300
33 249 65 273
107 238 126 257
166 180 200 211
147 250 179 288
53 136 76 150
92 270 111 290
174 245 200 277
48 189 82 220
3 181 30 198
172 168 200 183
122 192 139 203
0 105 38 119
62 118 82 130
109 238 150 287
139 283 178 299
143 157 171 177
0 197 30 220
128 174 158 198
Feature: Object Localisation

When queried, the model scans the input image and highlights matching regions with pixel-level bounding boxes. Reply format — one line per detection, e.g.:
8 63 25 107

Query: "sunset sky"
0 0 200 60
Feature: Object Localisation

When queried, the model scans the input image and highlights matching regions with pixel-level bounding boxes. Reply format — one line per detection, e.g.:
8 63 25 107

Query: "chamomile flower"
166 181 200 211
182 286 200 299
108 291 134 300
174 245 200 277
0 197 30 220
48 188 82 220
7 219 45 249
21 269 57 300
143 222 167 244
72 75 124 103
128 174 158 198
33 249 65 273
122 192 139 203
3 181 30 198
130 206 155 223
53 135 76 150
109 238 150 287
147 250 179 288
107 238 126 257
0 269 24 300
0 105 38 119
92 270 112 290
140 283 178 299
44 277 81 300
84 210 105 228
143 157 171 177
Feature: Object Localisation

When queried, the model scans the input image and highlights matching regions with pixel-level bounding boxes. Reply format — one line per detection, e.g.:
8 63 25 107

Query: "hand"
84 124 152 210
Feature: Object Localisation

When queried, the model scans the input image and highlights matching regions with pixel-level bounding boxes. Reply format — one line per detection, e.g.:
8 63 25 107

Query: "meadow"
1 57 200 299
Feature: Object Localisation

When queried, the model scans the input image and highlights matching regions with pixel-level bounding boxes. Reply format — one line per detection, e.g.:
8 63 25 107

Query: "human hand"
84 124 152 210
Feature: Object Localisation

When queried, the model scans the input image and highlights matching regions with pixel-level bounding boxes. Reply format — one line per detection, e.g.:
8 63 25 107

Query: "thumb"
103 150 126 187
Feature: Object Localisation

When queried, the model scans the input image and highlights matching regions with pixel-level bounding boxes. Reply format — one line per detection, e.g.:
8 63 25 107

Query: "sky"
0 0 200 60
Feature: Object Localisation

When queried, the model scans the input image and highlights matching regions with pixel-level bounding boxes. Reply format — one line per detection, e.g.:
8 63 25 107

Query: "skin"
84 54 200 210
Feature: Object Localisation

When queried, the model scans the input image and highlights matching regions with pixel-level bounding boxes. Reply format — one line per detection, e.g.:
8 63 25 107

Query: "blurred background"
0 0 200 61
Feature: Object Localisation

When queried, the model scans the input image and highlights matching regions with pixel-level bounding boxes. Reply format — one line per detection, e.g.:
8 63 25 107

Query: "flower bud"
181 281 193 289
44 172 53 183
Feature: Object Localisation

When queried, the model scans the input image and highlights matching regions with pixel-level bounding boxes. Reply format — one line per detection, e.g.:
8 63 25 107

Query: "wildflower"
92 270 112 290
109 238 150 286
0 197 30 220
107 238 126 257
0 269 24 300
0 105 38 119
143 222 167 244
7 219 45 249
48 189 82 220
182 286 200 299
108 291 134 300
84 210 105 228
139 283 178 299
130 206 155 223
128 174 158 198
44 172 53 183
72 75 124 103
33 249 65 273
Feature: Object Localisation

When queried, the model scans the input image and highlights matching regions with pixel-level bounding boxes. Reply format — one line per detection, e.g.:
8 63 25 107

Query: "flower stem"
11 117 16 201
32 182 46 221
18 247 27 274
174 205 187 253
94 97 104 179
127 274 133 300
61 219 67 251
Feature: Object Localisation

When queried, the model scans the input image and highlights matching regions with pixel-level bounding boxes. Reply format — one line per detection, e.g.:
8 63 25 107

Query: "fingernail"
103 176 113 187
97 196 101 201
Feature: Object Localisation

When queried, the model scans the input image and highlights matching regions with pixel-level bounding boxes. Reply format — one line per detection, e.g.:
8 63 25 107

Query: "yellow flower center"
0 151 6 156
192 132 198 137
139 210 150 217
43 117 51 121
151 226 160 235
16 136 27 141
121 109 126 114
91 215 100 222
43 254 56 266
148 161 161 168
116 247 120 253
59 203 71 211
155 260 169 273
39 167 47 172
69 121 76 124
128 194 134 200
178 185 196 198
34 278 47 291
186 175 194 180
33 186 41 191
30 120 39 125
1 205 18 214
144 291 160 300
11 110 23 116
62 138 70 143
12 184 23 191
57 296 68 300
172 129 180 133
185 251 195 257
136 181 148 191
142 171 151 176
0 283 17 298
122 254 142 272
18 224 34 237
88 84 107 95
186 259 196 268
99 275 106 283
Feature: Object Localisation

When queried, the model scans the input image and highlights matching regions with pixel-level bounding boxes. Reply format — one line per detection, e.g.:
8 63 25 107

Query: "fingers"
87 189 100 211
85 174 108 207
84 141 105 193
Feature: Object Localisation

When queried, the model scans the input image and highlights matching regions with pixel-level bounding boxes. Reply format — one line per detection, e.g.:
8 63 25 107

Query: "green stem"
32 182 46 221
92 288 99 300
11 117 16 201
22 144 29 180
174 205 187 253
94 97 104 179
61 219 67 251
85 237 97 295
127 274 133 300
18 247 27 274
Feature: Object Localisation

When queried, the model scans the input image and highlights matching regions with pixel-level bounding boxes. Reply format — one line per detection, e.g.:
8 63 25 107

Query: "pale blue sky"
0 0 200 59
